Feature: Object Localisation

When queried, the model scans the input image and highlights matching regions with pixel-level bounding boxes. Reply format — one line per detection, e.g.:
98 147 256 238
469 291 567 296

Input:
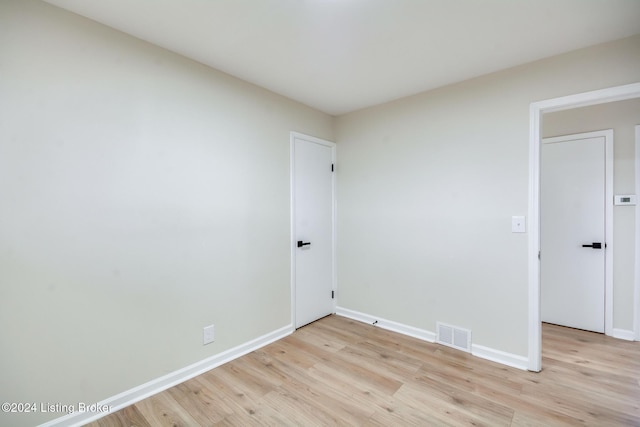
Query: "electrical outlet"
203 325 215 345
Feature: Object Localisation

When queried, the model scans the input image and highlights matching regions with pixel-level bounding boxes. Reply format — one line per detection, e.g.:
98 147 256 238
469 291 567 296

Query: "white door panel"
541 135 605 333
292 134 334 328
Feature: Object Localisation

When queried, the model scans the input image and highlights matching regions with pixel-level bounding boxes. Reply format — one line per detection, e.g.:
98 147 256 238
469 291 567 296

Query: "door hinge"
331 290 335 299
538 251 540 260
331 163 334 172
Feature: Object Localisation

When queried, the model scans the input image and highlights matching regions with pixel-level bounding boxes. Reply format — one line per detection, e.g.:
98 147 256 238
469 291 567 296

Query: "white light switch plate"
512 216 526 233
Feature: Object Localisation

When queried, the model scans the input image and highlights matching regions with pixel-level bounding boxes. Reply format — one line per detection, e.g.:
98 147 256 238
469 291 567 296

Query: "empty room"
1 0 639 426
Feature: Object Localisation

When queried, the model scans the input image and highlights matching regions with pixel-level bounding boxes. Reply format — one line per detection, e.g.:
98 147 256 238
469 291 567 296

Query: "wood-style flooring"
87 315 640 426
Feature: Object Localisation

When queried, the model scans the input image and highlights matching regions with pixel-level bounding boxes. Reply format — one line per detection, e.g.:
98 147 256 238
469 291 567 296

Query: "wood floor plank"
261 334 335 368
292 326 347 353
258 347 379 424
319 348 404 396
198 364 270 417
392 381 513 427
133 392 201 427
88 404 152 427
409 376 516 425
367 393 461 427
305 362 395 414
340 341 424 379
520 377 640 425
165 378 229 425
88 317 640 426
509 411 583 427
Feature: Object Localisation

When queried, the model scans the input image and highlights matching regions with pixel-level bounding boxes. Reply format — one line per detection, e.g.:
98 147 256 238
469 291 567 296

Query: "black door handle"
297 241 311 248
582 242 602 249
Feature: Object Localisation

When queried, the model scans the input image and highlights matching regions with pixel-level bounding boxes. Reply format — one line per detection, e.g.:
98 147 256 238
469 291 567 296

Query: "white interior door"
541 133 608 333
292 133 335 328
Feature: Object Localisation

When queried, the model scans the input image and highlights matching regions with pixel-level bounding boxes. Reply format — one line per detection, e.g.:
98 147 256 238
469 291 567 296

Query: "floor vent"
436 322 471 353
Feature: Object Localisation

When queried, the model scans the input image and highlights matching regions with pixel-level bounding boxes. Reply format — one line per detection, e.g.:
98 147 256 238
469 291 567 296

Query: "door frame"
528 82 640 372
541 129 613 334
290 131 337 329
635 125 640 340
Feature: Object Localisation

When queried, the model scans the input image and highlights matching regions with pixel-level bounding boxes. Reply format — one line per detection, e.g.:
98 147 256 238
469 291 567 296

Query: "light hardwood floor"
88 315 640 426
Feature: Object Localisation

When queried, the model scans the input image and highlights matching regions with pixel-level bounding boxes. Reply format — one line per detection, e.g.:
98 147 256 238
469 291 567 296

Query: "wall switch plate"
512 216 526 233
203 325 215 345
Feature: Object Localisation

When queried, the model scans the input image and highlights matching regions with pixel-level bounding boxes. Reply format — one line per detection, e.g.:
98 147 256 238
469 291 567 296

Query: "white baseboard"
612 328 635 341
472 344 528 370
335 306 436 342
39 324 294 427
336 306 528 371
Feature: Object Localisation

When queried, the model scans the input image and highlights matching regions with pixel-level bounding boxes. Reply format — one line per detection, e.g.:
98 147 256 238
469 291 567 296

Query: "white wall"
336 35 640 358
0 1 333 426
543 99 640 332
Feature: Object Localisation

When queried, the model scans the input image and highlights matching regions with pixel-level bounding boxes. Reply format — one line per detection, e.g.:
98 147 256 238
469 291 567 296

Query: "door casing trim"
635 125 640 341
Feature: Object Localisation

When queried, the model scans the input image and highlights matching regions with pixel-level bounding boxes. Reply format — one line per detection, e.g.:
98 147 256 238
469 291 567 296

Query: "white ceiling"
44 0 640 115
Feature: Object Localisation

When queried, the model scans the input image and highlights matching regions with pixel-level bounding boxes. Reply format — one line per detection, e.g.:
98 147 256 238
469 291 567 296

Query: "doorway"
528 82 640 372
290 132 336 328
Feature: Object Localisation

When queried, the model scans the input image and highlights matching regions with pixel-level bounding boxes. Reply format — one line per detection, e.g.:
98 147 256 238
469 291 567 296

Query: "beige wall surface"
335 35 640 357
543 99 640 331
0 1 333 425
